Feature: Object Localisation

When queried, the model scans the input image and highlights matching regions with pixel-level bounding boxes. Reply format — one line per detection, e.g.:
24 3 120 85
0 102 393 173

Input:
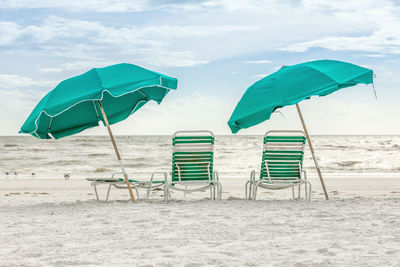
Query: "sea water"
1 135 400 180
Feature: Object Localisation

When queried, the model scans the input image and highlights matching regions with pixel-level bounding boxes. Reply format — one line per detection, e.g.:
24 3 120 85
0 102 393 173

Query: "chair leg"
245 181 247 199
307 181 312 200
248 181 253 200
164 184 168 202
105 184 112 201
213 186 216 200
210 188 213 200
146 182 152 200
213 182 222 201
304 182 308 200
298 185 301 199
93 184 99 201
252 183 258 200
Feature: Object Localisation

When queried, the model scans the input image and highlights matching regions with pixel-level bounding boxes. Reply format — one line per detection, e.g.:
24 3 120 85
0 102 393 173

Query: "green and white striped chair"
165 130 222 201
245 130 312 200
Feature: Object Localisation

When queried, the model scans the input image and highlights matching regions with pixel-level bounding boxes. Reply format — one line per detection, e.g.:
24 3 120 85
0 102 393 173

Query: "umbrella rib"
137 89 148 98
93 100 100 118
48 117 53 130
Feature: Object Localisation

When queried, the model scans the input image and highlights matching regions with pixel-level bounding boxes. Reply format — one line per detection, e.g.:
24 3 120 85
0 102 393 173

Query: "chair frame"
87 172 167 201
165 130 222 201
245 130 312 200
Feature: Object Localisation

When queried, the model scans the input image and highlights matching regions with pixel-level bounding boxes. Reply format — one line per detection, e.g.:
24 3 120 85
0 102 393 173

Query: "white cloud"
0 16 254 68
281 0 400 54
38 68 63 73
251 74 268 79
0 88 47 135
1 0 400 136
2 0 398 70
0 22 21 45
77 90 399 136
244 60 272 64
2 88 399 136
0 74 56 88
110 92 234 135
39 60 118 73
1 0 149 12
282 32 400 54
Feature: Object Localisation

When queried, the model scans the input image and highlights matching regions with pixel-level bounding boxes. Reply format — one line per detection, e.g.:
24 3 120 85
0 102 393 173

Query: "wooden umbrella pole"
98 101 136 203
296 103 329 200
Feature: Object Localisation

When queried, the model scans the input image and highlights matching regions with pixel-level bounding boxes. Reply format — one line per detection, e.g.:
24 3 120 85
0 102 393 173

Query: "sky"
0 0 399 136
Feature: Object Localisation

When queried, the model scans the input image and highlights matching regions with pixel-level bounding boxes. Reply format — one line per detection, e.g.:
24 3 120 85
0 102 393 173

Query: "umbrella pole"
98 101 136 203
295 103 329 200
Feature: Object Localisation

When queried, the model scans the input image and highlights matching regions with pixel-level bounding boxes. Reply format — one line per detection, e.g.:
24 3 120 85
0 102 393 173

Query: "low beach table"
87 172 168 201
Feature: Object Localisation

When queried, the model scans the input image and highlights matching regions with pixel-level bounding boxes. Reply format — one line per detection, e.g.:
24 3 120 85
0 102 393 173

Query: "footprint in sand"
386 250 399 255
317 248 336 256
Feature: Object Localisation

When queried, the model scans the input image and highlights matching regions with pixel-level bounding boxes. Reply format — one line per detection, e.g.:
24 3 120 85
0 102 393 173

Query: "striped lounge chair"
165 130 222 201
87 172 167 201
245 130 312 200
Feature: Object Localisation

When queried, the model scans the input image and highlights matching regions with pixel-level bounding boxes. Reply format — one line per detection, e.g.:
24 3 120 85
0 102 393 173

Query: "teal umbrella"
20 63 178 202
228 60 374 199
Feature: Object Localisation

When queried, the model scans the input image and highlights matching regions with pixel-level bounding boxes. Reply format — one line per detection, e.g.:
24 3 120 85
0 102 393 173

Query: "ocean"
1 135 400 180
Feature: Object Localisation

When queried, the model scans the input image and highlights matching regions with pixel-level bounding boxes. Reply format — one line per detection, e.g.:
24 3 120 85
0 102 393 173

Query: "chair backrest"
260 130 306 183
172 131 214 183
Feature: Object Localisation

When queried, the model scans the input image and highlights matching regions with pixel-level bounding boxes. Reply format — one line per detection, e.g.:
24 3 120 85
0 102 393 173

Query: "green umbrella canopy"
228 60 374 133
20 63 178 139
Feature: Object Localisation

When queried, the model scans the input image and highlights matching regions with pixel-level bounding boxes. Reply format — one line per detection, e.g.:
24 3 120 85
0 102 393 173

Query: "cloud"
0 88 48 135
2 0 397 71
38 60 117 73
0 16 254 68
281 0 400 54
0 22 21 45
282 33 400 54
0 74 56 88
1 0 400 136
244 59 272 64
3 87 399 136
251 74 268 79
0 0 149 12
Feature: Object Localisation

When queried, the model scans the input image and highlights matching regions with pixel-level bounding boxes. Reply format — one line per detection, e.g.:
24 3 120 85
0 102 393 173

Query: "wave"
2 135 399 178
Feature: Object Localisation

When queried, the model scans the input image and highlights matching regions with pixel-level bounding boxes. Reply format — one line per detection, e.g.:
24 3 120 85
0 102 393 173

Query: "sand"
1 175 400 266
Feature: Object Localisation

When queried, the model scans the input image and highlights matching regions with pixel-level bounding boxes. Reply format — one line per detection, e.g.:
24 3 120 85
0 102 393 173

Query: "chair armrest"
111 172 124 179
150 172 169 183
250 170 256 182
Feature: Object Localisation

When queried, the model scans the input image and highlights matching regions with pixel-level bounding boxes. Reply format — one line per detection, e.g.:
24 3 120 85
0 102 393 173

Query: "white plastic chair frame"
165 130 222 201
88 172 167 201
245 130 312 200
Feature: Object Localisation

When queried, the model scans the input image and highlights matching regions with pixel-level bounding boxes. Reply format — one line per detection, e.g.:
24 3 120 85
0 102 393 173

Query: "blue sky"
1 0 399 135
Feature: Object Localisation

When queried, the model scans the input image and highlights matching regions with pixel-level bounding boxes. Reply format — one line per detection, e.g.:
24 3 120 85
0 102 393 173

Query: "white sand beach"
1 175 400 266
1 135 400 266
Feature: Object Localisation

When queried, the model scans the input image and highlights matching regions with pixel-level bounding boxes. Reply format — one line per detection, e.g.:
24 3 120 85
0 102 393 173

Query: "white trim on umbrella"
26 82 175 138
